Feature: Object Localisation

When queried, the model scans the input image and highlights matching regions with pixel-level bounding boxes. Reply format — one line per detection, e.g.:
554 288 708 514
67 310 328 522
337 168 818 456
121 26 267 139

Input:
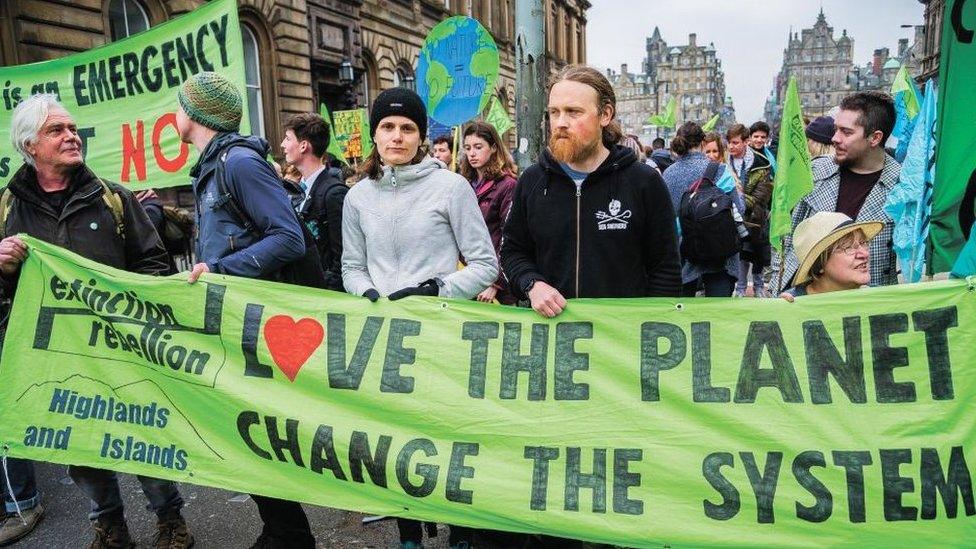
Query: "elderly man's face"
27 107 82 170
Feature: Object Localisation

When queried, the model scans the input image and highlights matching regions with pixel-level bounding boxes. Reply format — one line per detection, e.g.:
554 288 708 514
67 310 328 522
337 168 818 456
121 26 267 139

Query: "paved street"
7 461 461 548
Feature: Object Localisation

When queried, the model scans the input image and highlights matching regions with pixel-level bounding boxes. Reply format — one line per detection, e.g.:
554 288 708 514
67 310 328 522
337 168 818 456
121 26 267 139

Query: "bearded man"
501 64 681 319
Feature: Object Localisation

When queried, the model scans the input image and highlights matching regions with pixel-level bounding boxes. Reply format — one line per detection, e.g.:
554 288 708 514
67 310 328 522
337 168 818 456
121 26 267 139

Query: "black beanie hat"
369 88 428 140
805 116 836 145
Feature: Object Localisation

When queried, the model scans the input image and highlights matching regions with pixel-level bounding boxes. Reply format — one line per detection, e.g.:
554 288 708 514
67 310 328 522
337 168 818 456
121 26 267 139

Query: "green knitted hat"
178 72 242 132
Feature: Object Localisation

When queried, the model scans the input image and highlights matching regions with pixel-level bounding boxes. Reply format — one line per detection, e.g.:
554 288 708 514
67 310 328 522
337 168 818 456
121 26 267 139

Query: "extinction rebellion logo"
36 276 226 386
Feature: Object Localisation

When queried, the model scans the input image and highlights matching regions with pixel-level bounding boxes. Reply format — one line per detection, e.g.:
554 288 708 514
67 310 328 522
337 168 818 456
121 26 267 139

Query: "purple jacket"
474 173 518 304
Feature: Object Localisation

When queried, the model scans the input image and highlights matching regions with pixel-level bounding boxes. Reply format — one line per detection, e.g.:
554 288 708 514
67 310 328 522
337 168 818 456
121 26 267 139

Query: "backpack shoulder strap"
97 179 126 241
0 188 13 240
213 146 260 238
702 161 721 185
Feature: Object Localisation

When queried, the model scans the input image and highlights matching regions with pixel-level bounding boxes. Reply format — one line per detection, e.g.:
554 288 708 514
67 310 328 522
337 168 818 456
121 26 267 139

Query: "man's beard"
549 131 600 164
834 150 854 167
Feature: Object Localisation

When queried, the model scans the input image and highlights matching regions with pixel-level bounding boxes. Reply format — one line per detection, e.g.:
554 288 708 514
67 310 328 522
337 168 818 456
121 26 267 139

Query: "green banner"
0 0 248 190
484 95 513 137
770 76 813 253
931 0 976 272
332 109 370 160
1 237 975 547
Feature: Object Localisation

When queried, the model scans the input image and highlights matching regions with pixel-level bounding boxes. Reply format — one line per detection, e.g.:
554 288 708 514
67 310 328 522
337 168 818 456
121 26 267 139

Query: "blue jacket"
190 132 305 278
662 152 740 283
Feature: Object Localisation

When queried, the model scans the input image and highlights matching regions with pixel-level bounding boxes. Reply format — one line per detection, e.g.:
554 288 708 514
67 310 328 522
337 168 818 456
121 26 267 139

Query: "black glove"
362 288 380 302
388 279 440 301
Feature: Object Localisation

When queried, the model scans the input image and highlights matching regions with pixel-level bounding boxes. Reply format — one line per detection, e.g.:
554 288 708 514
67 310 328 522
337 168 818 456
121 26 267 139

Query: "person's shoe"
88 510 135 549
153 511 194 549
732 289 745 298
248 533 273 549
0 504 44 547
401 542 424 549
249 531 314 549
753 286 769 298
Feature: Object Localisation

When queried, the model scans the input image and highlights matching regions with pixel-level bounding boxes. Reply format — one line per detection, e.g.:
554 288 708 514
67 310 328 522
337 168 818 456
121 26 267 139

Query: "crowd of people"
0 60 971 549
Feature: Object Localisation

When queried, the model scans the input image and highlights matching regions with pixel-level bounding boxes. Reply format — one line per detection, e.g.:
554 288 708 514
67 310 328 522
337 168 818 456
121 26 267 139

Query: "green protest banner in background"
1 237 975 548
0 0 247 190
769 76 813 253
332 109 370 160
930 0 976 272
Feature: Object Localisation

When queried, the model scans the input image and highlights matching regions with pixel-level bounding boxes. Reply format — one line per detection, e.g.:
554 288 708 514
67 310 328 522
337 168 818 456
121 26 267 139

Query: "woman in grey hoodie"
341 88 498 305
340 88 497 549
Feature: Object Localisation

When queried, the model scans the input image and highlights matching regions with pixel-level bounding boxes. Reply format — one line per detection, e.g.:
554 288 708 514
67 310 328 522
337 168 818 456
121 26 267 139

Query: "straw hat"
793 212 884 286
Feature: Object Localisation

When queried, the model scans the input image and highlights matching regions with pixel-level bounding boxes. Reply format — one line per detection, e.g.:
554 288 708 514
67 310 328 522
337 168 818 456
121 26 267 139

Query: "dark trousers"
396 518 473 545
682 272 736 298
252 494 314 548
69 465 182 520
1 457 38 514
397 518 423 543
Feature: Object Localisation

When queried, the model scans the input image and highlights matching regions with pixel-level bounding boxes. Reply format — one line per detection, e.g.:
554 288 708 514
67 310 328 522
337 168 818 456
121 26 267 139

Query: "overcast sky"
587 0 926 123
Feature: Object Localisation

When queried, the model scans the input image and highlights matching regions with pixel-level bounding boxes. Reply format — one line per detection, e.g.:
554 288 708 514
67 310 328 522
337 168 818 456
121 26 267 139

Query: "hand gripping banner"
0 237 974 547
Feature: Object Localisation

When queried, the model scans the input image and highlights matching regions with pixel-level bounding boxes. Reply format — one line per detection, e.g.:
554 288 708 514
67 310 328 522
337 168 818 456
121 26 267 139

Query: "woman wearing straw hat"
780 211 883 301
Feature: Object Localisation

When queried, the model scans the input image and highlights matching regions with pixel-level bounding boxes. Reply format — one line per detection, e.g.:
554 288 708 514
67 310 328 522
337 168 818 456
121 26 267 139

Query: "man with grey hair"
0 94 193 548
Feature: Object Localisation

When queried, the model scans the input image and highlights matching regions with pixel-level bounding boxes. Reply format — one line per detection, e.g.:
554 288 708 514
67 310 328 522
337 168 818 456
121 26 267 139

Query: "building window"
392 62 414 90
108 0 150 41
241 24 265 137
362 53 379 110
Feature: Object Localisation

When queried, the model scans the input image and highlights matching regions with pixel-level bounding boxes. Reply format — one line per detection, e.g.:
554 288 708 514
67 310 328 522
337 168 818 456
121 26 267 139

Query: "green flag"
318 103 349 166
769 76 813 253
648 96 676 127
930 4 976 273
701 113 720 132
484 95 514 137
891 65 921 120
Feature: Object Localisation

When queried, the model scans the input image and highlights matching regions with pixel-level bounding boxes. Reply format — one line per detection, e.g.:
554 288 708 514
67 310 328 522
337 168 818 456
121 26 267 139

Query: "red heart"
263 315 324 382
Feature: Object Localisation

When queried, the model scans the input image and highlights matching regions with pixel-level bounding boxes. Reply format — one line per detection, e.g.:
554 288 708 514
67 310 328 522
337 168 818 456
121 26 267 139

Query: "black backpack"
214 148 328 289
678 162 739 266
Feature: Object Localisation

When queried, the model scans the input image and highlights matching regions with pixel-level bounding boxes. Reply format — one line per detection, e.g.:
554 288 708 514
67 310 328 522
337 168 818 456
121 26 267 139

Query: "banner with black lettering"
1 236 974 547
0 0 247 189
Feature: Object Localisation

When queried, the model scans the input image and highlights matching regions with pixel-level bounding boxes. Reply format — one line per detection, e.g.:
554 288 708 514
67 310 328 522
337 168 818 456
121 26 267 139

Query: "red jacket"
474 173 518 304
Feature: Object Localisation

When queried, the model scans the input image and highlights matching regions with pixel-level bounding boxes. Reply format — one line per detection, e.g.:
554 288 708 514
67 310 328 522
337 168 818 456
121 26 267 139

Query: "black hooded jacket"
501 145 681 299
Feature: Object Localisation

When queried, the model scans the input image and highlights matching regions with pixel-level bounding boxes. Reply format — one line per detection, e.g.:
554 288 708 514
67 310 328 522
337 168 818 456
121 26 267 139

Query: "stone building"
848 27 924 92
608 64 653 140
646 29 729 129
609 27 733 142
764 10 854 122
0 0 589 151
916 0 944 83
763 9 924 124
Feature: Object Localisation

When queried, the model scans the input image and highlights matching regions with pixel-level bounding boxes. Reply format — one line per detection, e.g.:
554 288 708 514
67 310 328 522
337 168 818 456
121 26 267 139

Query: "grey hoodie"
341 156 498 298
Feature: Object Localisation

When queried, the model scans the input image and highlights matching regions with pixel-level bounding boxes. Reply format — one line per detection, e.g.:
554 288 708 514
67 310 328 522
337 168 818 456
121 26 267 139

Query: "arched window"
240 24 265 138
362 53 379 110
108 0 150 41
392 62 415 91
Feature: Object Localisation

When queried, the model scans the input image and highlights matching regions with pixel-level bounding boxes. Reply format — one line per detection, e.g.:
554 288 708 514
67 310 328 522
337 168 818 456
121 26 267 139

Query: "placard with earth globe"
416 16 500 128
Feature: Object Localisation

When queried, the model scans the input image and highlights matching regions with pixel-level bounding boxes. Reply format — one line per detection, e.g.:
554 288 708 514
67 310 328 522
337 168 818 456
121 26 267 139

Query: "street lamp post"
339 59 356 109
